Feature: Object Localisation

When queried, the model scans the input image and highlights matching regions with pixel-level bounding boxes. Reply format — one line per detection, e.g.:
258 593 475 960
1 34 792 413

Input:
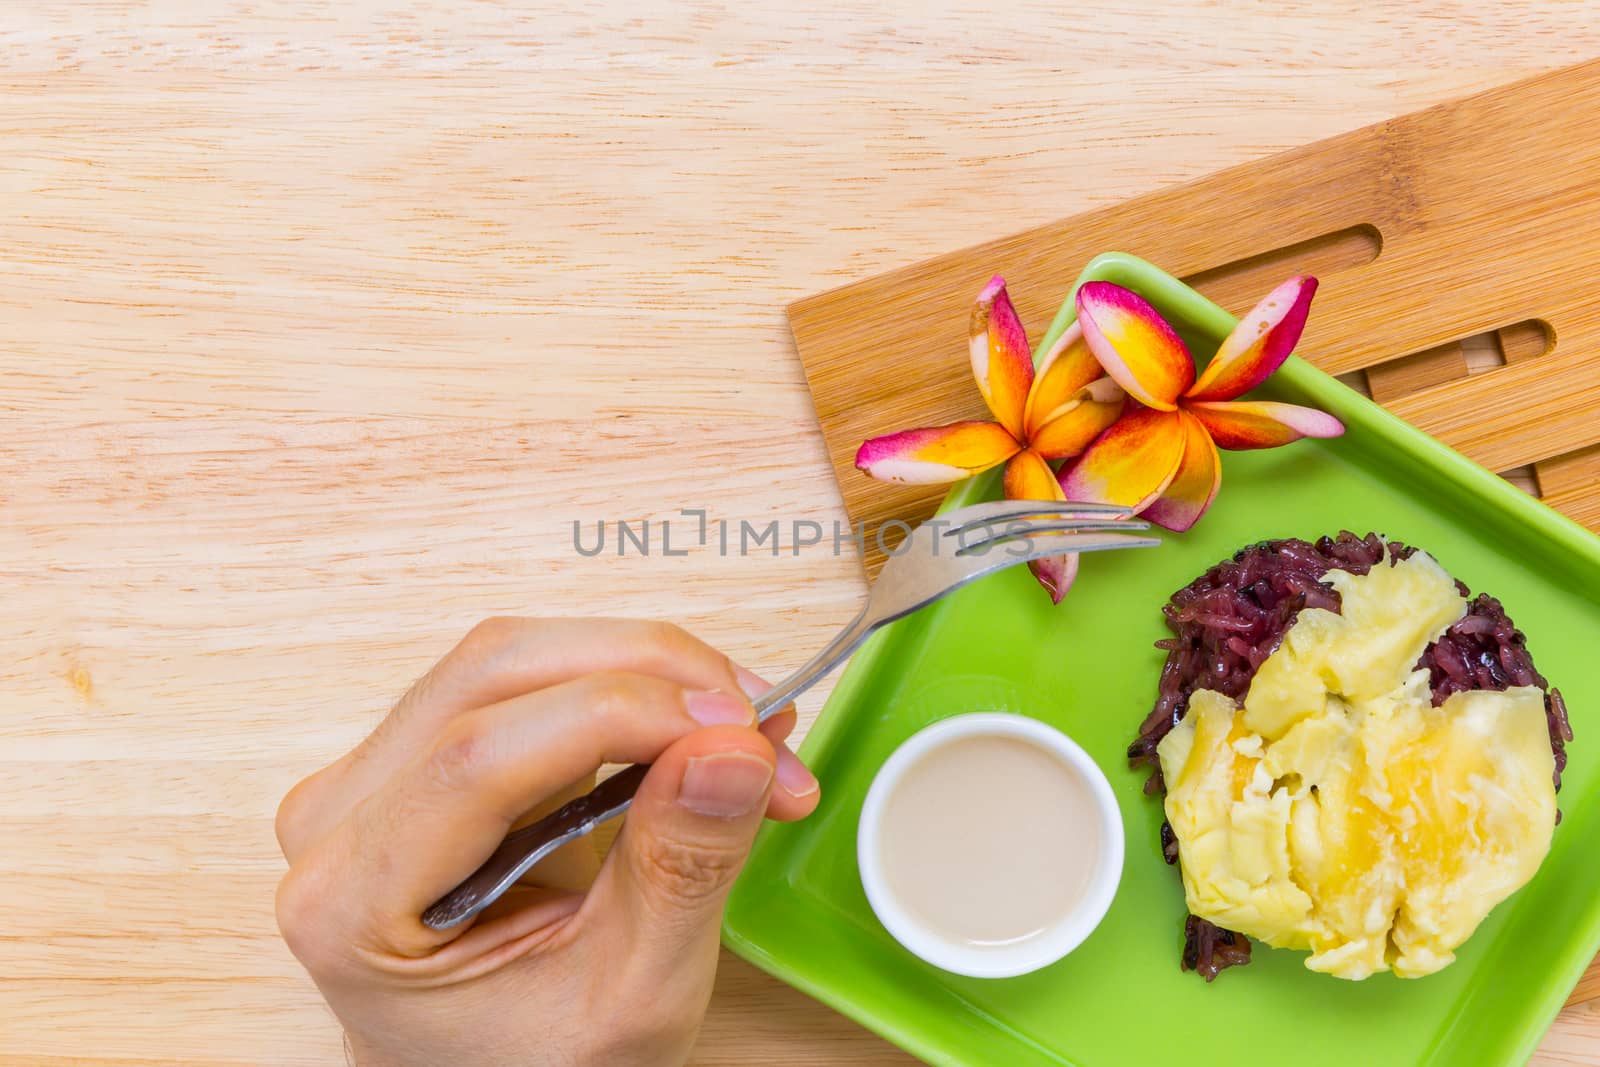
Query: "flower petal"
1143 411 1222 532
1028 377 1126 460
1187 276 1318 401
1001 450 1077 604
1029 552 1080 605
1074 281 1194 411
1023 322 1103 439
970 275 1035 438
1002 447 1067 502
1187 400 1346 451
855 420 1020 483
1057 406 1187 508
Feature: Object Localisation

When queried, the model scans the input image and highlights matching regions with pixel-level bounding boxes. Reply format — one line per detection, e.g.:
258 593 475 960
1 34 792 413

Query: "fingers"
289 671 758 957
743 665 817 823
398 618 755 731
278 618 756 860
273 621 825 988
758 708 820 822
758 705 796 745
583 726 777 990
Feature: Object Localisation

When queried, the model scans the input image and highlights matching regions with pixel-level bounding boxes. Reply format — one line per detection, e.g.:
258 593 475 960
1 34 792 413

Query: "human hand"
274 618 820 1066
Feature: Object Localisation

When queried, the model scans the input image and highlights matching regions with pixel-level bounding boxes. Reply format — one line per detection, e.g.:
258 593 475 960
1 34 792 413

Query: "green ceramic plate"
723 253 1600 1067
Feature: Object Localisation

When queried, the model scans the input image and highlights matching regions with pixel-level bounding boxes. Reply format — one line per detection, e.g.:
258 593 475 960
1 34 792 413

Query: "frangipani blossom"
855 276 1126 601
1059 276 1344 531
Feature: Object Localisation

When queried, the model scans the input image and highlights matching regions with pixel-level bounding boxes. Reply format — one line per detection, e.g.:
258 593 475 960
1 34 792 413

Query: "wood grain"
1 4 1597 1064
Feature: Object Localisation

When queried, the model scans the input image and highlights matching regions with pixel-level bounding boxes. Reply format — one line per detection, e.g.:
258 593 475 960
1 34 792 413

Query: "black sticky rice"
1130 531 1572 981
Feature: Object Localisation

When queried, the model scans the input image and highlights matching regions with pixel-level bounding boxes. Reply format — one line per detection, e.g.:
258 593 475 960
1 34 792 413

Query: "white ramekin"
856 712 1124 978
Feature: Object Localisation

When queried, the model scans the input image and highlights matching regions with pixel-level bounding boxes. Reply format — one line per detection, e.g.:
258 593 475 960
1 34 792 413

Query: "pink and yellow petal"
855 420 1021 483
1029 552 1080 605
1023 322 1104 440
1187 400 1345 451
970 276 1035 439
1002 447 1067 502
1143 411 1222 533
1027 378 1125 460
1074 282 1194 411
1002 451 1078 603
1057 406 1187 509
1187 276 1318 402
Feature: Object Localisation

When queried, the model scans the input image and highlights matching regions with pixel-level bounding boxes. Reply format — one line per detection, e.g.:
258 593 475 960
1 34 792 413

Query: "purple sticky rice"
1131 531 1572 980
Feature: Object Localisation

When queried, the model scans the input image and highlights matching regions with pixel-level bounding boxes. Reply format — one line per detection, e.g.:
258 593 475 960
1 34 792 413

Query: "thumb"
590 724 775 972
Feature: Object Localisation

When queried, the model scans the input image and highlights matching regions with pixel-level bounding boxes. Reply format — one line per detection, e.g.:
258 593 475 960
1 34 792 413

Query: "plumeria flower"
855 276 1126 601
1059 276 1345 531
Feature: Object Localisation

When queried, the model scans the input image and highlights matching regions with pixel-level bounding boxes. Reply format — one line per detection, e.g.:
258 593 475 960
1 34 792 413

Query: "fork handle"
420 763 651 930
421 609 877 930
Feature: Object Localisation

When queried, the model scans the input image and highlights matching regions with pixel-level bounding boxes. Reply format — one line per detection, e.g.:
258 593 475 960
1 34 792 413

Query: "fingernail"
678 752 773 817
733 664 774 701
775 746 820 799
683 689 755 727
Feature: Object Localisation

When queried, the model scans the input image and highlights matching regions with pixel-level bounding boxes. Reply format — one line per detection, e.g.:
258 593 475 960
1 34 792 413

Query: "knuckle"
637 835 743 903
637 618 691 650
454 615 527 667
274 867 335 972
424 713 499 793
627 619 739 691
630 619 699 668
582 672 652 729
273 775 316 858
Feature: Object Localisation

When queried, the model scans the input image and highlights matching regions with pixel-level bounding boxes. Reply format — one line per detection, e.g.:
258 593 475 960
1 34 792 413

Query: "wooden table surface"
5 4 1599 1063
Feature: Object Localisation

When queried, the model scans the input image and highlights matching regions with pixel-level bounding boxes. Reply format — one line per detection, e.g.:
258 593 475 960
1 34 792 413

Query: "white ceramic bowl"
856 712 1124 978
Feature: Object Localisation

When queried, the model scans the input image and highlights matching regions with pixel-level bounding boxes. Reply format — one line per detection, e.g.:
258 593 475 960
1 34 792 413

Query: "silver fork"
421 499 1158 929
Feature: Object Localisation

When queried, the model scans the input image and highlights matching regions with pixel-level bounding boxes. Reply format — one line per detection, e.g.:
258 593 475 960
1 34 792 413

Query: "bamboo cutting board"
792 61 1600 578
789 57 1600 1012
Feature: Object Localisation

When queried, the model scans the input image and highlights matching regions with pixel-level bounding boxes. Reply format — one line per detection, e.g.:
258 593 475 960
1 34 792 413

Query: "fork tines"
989 530 1162 563
937 499 1133 541
932 500 1146 557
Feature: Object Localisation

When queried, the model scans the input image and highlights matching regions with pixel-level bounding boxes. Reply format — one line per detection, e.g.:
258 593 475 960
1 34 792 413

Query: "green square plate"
722 253 1600 1067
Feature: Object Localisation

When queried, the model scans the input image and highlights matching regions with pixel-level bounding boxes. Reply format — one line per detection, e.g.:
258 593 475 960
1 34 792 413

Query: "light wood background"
2 4 1597 1064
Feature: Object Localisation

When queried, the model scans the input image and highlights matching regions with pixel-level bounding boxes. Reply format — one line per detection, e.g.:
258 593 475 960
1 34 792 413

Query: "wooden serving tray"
787 58 1600 1012
791 60 1600 579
